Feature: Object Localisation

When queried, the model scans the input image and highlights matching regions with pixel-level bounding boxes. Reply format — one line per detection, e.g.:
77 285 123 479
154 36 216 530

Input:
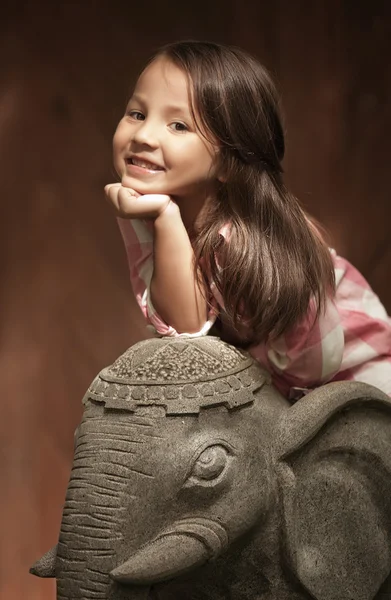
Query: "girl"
105 40 391 399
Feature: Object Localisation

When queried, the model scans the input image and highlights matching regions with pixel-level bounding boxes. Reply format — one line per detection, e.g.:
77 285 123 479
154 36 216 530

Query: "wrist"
155 200 181 223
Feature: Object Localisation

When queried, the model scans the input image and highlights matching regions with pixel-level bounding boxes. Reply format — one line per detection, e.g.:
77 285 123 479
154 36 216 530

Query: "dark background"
1 1 390 598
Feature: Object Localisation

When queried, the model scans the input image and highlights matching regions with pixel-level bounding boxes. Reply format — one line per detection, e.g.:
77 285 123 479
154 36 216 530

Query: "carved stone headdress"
84 337 269 415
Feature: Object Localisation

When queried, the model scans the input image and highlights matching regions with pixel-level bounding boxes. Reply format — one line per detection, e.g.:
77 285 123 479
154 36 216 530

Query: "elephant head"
30 336 391 600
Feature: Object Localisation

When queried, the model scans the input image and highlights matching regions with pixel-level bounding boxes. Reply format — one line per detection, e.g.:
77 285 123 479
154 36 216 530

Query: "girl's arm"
108 184 214 336
151 201 208 334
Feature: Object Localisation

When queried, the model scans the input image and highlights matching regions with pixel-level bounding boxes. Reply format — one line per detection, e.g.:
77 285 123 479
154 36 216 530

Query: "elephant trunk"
30 545 57 577
56 406 156 600
55 472 124 599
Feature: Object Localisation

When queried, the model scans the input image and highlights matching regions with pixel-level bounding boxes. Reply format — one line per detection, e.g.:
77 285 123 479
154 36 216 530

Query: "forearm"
150 202 208 334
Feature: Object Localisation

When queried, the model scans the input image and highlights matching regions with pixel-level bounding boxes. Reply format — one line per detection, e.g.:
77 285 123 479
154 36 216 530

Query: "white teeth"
131 158 163 171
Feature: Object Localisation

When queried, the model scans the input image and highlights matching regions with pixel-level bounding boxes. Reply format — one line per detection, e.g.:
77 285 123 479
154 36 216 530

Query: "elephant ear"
275 381 391 600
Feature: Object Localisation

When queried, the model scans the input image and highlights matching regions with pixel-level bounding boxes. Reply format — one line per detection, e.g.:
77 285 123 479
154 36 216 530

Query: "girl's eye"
170 122 188 133
128 110 145 121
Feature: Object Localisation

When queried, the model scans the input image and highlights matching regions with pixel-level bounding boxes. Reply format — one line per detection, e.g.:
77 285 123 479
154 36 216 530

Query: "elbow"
171 315 208 335
149 280 209 336
174 301 209 335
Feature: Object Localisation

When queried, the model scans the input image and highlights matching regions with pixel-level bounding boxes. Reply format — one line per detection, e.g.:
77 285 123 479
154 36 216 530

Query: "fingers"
116 186 140 215
104 184 173 219
105 184 139 197
104 184 138 216
104 183 121 212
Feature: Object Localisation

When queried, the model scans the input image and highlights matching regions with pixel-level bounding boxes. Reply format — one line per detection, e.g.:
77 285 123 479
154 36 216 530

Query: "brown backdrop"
1 1 390 598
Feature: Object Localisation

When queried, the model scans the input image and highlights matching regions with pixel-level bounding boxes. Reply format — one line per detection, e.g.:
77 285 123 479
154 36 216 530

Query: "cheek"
112 133 127 171
112 132 122 156
179 143 215 172
112 122 129 152
194 144 218 175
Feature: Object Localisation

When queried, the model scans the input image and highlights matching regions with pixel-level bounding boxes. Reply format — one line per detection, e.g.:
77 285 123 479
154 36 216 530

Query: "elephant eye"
191 445 230 481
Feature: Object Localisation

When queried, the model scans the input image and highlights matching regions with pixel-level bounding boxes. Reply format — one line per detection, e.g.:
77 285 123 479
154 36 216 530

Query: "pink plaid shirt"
117 218 391 398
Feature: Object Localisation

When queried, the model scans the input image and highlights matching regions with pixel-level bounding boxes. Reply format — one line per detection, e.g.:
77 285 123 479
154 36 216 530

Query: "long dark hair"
152 40 335 341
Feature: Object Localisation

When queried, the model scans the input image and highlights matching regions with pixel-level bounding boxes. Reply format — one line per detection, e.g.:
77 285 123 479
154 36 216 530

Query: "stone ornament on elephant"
31 336 391 600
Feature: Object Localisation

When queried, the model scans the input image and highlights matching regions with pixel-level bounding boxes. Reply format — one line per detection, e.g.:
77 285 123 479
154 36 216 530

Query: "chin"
120 175 148 193
121 177 171 197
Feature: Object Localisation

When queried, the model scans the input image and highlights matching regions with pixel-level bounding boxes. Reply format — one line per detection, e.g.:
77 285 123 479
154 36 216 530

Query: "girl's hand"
104 183 172 220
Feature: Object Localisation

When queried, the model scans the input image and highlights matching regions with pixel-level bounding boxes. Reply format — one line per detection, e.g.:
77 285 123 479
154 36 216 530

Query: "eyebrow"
130 94 192 115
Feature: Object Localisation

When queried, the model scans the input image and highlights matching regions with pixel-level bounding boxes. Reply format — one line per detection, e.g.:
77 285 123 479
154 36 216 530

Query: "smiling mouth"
126 158 165 172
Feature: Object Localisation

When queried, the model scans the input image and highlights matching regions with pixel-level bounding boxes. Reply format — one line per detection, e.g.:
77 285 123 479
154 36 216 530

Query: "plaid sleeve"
250 296 344 398
330 253 391 395
117 217 216 337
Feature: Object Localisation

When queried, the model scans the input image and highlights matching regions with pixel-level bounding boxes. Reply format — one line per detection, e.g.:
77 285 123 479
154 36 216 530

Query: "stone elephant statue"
31 336 391 600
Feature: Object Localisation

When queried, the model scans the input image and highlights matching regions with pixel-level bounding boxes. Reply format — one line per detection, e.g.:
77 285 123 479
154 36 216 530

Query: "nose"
132 118 159 149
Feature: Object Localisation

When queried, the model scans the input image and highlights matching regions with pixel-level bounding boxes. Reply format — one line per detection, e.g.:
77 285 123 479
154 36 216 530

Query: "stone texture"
31 337 391 599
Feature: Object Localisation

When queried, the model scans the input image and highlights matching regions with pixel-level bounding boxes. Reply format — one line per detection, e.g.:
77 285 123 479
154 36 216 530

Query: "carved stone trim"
82 338 270 415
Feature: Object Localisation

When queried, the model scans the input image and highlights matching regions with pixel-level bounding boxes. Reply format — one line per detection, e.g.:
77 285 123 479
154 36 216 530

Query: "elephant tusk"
110 532 211 585
110 518 228 585
29 545 57 578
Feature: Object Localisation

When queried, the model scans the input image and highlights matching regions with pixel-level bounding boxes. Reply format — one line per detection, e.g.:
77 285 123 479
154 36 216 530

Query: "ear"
275 381 391 600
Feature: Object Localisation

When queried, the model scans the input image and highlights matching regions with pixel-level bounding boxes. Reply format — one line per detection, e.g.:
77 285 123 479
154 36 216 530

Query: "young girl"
105 40 391 400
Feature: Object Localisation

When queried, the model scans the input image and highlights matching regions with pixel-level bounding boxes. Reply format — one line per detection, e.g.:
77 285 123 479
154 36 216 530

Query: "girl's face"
113 57 219 213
